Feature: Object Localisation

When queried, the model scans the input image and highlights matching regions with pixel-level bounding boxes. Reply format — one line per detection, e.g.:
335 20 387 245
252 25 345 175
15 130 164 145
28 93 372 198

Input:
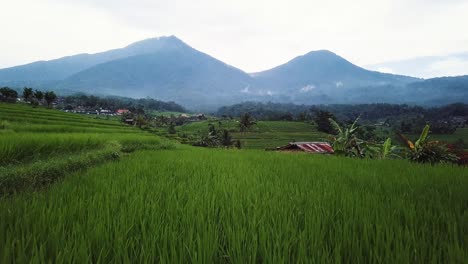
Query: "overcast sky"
1 0 468 77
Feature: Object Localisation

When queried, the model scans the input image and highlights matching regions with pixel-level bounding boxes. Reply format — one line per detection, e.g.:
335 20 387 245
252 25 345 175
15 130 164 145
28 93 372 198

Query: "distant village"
63 107 131 116
62 106 207 125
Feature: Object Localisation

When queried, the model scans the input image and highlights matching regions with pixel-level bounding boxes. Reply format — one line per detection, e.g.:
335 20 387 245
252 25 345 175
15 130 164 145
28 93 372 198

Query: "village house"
276 142 334 154
116 109 130 115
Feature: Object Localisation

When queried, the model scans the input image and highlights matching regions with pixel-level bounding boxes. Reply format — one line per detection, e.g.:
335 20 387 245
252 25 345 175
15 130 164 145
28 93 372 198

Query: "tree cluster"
60 94 185 113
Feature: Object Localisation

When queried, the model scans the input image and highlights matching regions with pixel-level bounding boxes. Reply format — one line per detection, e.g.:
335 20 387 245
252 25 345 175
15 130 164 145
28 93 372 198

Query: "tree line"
60 94 186 113
0 87 57 107
216 101 467 134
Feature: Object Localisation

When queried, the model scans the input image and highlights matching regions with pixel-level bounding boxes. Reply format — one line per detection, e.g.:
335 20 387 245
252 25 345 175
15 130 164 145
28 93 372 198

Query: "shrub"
398 125 458 165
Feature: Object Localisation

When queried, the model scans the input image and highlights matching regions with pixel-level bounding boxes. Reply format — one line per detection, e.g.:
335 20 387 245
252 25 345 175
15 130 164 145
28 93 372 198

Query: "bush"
407 142 459 165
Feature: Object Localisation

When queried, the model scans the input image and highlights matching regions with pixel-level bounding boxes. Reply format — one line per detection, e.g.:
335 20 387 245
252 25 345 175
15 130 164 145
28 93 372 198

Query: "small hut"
276 142 334 154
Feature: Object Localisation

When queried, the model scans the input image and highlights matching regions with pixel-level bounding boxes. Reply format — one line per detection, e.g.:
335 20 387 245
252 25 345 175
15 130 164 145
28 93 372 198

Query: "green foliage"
0 87 18 102
193 124 234 148
60 94 186 113
328 117 365 157
33 89 44 102
44 91 57 107
0 120 10 130
0 103 174 194
367 138 401 159
408 142 459 165
167 122 176 134
22 87 33 102
239 112 256 132
0 149 466 262
178 120 325 149
398 125 459 164
314 110 337 134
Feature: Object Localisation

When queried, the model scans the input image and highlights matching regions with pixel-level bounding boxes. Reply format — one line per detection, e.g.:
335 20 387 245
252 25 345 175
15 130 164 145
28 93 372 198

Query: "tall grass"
0 133 106 165
0 103 174 193
1 149 466 262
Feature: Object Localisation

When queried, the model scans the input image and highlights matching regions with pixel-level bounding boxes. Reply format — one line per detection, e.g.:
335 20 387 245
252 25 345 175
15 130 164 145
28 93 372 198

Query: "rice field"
0 149 466 262
174 120 327 149
1 102 467 262
0 103 173 194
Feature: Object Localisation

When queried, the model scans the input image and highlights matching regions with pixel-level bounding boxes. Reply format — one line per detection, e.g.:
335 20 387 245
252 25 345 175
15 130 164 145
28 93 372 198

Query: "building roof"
277 142 334 154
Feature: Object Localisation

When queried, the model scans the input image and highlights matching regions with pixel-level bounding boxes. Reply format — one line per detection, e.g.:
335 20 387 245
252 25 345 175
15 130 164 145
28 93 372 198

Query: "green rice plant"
0 133 106 165
0 149 466 262
0 120 10 130
0 145 121 195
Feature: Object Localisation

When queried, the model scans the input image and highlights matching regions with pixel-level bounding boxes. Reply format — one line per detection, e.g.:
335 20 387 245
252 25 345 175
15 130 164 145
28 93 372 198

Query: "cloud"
300 85 316 92
0 0 153 68
365 52 468 78
429 58 468 77
1 0 468 75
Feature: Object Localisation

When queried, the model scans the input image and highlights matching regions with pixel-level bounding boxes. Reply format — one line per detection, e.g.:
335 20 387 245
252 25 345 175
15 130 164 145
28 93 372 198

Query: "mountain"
57 41 254 108
404 75 468 105
0 36 466 109
0 36 186 85
250 50 420 103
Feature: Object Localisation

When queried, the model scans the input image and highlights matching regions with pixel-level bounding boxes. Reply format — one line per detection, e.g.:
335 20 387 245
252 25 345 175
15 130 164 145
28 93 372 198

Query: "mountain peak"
304 49 337 56
297 49 344 63
123 35 188 53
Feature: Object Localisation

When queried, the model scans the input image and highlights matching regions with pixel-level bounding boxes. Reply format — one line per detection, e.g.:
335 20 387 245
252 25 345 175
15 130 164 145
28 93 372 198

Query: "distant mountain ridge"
0 36 466 109
0 36 185 82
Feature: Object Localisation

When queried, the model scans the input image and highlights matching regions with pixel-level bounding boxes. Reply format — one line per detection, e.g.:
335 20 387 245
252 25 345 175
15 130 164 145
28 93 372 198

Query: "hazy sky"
1 0 468 76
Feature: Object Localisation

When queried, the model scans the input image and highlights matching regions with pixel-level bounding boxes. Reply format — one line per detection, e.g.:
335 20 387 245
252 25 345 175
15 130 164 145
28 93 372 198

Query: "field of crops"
173 120 327 149
1 148 466 262
0 103 173 193
1 103 467 262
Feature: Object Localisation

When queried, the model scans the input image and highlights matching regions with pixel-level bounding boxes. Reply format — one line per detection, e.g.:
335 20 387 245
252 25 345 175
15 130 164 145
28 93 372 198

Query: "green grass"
428 128 468 143
0 103 173 194
150 110 188 117
376 126 468 145
175 120 327 149
1 102 467 262
0 148 466 262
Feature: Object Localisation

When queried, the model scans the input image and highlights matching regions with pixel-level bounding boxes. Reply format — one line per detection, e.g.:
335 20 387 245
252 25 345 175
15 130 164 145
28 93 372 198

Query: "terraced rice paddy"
0 103 173 194
175 120 327 149
0 103 467 262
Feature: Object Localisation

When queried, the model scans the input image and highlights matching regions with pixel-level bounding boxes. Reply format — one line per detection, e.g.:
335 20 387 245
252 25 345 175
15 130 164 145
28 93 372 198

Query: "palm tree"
220 129 233 147
239 113 256 133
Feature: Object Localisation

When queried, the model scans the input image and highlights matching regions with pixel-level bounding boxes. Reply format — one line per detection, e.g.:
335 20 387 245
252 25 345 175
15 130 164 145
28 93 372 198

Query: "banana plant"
367 138 401 159
328 116 365 157
397 124 429 152
397 124 458 164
